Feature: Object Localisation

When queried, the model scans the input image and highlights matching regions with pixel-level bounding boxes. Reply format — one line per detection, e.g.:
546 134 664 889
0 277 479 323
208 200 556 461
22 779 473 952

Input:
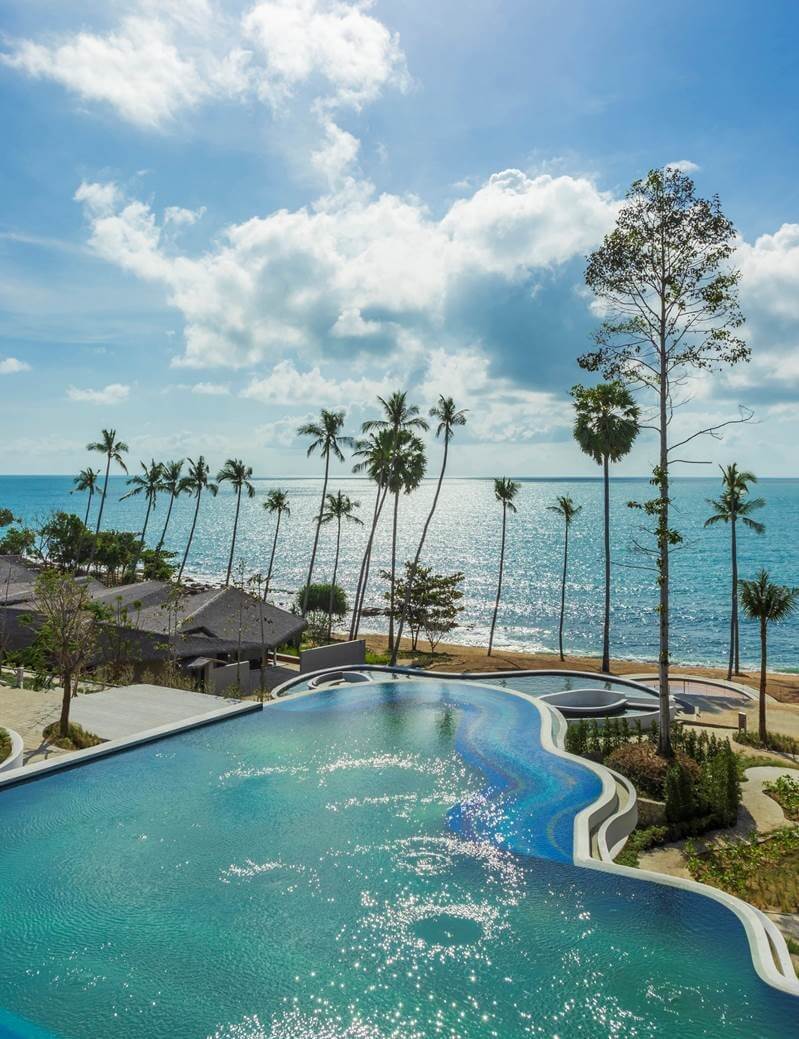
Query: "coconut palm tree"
72 467 102 527
217 459 255 586
297 411 352 616
571 382 640 673
86 429 128 567
391 395 467 664
385 431 427 655
705 464 766 679
739 570 798 741
320 492 363 638
349 429 395 639
548 495 582 661
121 459 164 577
155 459 186 554
263 489 290 602
488 477 520 656
178 456 218 583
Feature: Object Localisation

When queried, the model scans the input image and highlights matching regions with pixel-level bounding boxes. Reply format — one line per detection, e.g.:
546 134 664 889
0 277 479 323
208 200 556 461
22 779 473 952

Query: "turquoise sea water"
1 475 797 669
0 679 796 1038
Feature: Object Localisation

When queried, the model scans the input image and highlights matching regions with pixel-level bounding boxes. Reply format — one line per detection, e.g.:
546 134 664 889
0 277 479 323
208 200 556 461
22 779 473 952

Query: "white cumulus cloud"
0 357 31 374
67 383 130 404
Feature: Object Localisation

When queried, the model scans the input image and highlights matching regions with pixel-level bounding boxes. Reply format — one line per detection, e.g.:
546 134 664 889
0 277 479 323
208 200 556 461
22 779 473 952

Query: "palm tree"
349 429 395 639
297 410 352 616
178 456 218 583
739 570 798 741
384 430 427 655
86 428 128 567
320 492 363 638
391 395 467 664
121 459 164 577
263 489 290 602
361 392 429 654
72 467 102 527
155 459 186 554
216 459 255 586
572 382 640 673
705 464 766 679
548 495 582 661
488 477 520 656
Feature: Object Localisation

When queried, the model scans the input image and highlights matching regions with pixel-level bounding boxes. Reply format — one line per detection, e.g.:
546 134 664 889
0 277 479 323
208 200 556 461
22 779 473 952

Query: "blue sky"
1 0 798 476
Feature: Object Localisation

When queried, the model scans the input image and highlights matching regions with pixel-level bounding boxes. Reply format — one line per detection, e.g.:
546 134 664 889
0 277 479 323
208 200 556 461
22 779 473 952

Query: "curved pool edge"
529 688 799 997
273 665 799 998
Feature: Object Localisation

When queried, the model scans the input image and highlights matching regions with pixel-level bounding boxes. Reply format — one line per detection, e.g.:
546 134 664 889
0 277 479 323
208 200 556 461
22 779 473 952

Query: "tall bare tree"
580 167 749 756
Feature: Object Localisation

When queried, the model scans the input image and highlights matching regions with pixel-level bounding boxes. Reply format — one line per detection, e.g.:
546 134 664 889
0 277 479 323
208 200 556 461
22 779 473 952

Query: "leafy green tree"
488 477 520 656
384 562 465 654
33 571 103 737
548 495 582 661
295 582 348 616
86 428 129 541
155 459 186 553
263 489 290 602
121 459 164 578
178 456 218 582
93 530 139 584
297 410 352 616
349 429 395 639
571 381 640 671
0 509 16 528
320 492 362 639
0 525 35 556
705 464 765 678
216 459 255 586
38 512 93 570
739 570 798 741
580 168 749 757
392 395 467 664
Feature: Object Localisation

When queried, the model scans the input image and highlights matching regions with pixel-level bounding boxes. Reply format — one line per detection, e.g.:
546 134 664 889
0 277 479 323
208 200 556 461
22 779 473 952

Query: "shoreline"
356 631 799 705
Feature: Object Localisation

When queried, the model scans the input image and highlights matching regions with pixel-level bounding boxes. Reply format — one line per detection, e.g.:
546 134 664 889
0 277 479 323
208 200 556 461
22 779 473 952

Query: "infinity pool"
0 679 796 1038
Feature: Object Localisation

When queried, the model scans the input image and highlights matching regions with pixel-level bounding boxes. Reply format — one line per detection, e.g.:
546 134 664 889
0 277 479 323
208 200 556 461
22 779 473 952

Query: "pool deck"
0 682 250 764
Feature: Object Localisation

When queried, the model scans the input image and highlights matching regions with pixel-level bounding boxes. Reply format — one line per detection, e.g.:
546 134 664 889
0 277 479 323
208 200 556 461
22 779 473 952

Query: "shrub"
42 721 102 751
665 763 697 823
734 730 799 757
700 743 741 827
614 825 669 868
295 583 348 617
606 742 700 799
0 727 10 764
686 827 799 912
764 774 799 821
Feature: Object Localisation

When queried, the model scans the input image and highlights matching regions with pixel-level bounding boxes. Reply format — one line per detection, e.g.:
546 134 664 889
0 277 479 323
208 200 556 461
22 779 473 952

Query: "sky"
1 0 798 477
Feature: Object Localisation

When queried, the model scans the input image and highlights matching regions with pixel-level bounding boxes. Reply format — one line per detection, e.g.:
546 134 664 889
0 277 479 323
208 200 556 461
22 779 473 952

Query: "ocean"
1 474 797 671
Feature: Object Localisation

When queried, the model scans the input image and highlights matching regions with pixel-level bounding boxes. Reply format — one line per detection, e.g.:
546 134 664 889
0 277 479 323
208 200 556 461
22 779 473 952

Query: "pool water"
0 679 796 1038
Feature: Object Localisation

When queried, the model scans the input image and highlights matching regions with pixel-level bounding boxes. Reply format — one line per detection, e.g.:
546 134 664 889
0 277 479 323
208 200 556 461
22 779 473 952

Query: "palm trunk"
157 492 176 552
302 453 330 616
128 496 154 580
83 490 92 527
657 340 672 757
178 490 202 583
731 516 740 674
264 512 282 602
225 487 242 586
350 483 382 639
727 516 737 680
259 587 267 699
387 490 399 655
351 484 388 640
392 439 449 665
601 455 611 673
59 670 73 737
759 617 767 741
558 521 568 661
327 519 342 640
87 455 111 569
488 503 507 656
